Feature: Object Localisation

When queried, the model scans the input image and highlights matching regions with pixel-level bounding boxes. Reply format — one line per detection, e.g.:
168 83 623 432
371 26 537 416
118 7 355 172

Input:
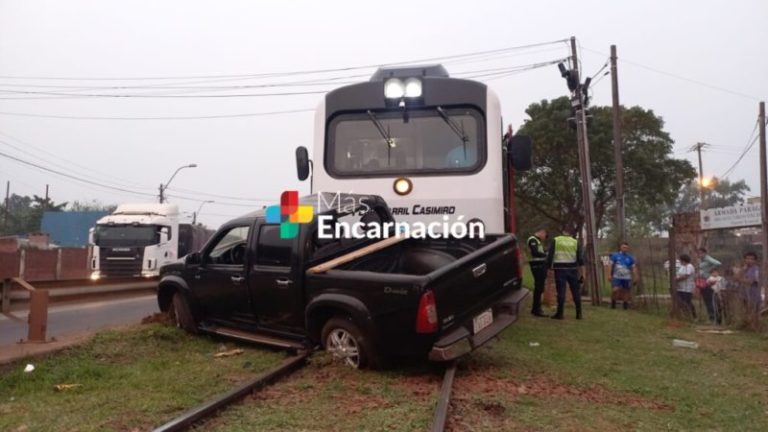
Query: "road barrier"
1 277 157 343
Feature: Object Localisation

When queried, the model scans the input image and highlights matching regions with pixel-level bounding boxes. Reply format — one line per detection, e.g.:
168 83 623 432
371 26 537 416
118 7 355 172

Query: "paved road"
0 294 158 345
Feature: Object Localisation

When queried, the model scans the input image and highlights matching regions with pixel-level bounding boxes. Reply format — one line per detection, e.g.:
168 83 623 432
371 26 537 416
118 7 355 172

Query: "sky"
0 0 766 229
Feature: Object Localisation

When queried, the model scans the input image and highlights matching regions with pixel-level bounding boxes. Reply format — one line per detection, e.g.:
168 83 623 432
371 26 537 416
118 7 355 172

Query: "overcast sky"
0 0 766 228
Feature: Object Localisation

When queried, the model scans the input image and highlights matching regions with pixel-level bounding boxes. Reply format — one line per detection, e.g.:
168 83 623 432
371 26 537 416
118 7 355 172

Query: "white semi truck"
89 203 211 279
295 64 531 234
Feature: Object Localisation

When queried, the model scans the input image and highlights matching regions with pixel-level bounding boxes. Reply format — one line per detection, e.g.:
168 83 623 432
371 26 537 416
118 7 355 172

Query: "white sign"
700 204 762 230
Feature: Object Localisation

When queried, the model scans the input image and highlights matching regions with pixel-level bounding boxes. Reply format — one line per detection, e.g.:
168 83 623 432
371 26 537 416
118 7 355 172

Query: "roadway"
0 294 158 346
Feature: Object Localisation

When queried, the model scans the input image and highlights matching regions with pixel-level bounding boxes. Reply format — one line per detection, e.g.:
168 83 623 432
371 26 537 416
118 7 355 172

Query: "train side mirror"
296 146 310 181
508 135 532 171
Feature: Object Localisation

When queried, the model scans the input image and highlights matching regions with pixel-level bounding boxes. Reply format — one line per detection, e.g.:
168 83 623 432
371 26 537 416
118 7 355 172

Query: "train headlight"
384 78 405 98
404 78 422 97
393 177 413 196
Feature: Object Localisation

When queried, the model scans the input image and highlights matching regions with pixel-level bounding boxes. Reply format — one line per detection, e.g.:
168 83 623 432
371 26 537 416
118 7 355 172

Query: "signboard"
700 204 762 230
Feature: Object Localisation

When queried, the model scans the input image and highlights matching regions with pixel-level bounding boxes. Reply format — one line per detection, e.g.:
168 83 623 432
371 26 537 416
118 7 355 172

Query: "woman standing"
676 254 697 319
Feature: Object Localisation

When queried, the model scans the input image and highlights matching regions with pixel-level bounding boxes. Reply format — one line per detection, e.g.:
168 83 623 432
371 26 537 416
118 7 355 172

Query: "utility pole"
159 184 164 204
44 184 49 210
693 142 708 209
610 45 625 242
570 36 602 306
758 101 767 313
3 181 9 232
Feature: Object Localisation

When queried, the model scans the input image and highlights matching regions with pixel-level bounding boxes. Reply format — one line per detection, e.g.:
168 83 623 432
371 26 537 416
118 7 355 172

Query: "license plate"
472 309 493 334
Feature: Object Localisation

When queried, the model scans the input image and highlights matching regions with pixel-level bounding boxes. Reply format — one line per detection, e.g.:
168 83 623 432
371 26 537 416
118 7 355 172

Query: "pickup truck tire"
321 317 378 369
170 292 197 334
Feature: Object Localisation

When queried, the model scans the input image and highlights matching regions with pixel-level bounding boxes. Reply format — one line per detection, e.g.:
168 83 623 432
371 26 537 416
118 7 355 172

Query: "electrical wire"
0 108 315 120
580 46 761 101
720 119 761 178
0 39 569 82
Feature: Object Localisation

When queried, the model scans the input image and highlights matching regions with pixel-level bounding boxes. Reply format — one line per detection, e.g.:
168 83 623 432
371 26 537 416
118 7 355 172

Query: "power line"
0 39 569 82
721 119 762 178
580 46 761 101
0 108 315 120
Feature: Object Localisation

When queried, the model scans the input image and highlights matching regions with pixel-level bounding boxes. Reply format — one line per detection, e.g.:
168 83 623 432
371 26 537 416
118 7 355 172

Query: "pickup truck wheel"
170 292 197 334
321 318 375 369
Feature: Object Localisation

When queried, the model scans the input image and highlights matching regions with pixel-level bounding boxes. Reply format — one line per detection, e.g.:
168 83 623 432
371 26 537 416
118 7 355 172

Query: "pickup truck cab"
157 193 527 368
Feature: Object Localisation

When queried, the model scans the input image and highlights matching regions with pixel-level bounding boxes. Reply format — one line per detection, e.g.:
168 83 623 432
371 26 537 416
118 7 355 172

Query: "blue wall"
41 211 109 247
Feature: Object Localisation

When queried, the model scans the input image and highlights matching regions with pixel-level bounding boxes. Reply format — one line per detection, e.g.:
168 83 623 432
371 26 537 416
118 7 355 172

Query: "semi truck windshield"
94 225 161 247
327 107 485 177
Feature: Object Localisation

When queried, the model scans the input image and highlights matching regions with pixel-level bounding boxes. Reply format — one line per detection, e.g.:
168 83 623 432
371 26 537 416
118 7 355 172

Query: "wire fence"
598 233 765 331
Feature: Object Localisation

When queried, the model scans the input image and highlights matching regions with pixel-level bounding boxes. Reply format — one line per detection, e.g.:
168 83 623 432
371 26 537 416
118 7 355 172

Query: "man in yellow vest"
528 228 549 317
546 226 584 320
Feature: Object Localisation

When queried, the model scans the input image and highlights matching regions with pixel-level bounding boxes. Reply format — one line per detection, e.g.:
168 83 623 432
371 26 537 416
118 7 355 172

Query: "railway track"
153 351 460 432
431 360 458 432
152 350 311 432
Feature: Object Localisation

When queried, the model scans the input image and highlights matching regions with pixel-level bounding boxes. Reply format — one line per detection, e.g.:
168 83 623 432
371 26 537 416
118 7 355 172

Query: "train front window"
326 107 485 177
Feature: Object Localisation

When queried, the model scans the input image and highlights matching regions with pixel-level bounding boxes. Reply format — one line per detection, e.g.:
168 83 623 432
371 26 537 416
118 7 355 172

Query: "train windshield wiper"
366 110 395 165
436 106 469 158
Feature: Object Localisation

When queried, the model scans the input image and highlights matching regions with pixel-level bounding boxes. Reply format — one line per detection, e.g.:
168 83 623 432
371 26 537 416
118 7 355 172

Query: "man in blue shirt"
610 242 637 310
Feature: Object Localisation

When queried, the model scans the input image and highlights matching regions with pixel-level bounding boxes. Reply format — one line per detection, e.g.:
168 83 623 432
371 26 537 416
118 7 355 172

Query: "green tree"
68 200 117 213
515 97 696 237
0 193 67 236
675 177 750 212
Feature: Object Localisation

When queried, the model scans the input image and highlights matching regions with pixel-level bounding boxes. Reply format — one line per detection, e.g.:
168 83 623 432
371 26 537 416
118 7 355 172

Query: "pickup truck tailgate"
426 235 521 332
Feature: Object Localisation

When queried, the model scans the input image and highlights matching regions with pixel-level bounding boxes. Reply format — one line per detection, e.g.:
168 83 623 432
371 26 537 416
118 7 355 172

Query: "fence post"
19 248 26 280
27 289 49 343
1 279 10 314
56 248 62 280
668 221 679 318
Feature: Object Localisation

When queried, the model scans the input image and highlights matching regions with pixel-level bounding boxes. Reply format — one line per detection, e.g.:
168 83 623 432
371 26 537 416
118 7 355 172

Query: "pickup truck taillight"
514 247 522 277
416 290 438 333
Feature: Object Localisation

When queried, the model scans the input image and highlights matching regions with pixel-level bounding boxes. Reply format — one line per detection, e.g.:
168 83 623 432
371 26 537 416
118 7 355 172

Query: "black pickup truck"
157 193 527 368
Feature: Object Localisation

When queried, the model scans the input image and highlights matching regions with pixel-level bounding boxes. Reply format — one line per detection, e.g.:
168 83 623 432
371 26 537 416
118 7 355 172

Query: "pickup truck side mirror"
296 146 311 181
185 252 201 265
507 135 532 171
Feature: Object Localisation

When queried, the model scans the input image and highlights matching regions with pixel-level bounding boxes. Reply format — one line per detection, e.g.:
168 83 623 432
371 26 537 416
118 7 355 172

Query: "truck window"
256 225 292 267
208 226 250 266
326 107 485 178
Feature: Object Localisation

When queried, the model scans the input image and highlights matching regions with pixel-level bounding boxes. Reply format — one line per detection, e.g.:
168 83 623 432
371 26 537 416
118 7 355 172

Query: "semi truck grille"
99 248 143 277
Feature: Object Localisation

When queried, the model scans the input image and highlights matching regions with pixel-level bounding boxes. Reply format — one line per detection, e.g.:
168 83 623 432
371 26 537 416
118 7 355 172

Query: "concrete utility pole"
3 181 9 232
570 37 602 305
692 142 709 209
610 45 625 242
758 101 767 311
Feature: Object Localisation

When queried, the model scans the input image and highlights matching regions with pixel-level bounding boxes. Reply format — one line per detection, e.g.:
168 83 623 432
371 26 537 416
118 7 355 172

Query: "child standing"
675 254 696 319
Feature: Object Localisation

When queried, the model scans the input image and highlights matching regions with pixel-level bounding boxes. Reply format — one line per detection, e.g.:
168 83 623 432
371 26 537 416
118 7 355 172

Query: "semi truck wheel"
170 292 197 334
321 317 377 369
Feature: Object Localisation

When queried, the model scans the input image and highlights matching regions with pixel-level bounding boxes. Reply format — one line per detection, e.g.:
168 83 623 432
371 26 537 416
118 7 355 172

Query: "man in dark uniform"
528 228 548 317
546 226 584 320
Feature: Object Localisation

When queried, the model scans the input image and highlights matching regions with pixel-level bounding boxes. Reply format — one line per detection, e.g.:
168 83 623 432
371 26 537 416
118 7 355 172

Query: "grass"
453 305 768 431
0 323 285 432
3 304 768 431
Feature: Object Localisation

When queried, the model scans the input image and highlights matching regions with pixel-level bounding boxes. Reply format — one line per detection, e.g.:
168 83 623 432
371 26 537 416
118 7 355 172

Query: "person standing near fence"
675 254 697 319
609 242 637 310
546 227 584 320
528 228 549 317
737 252 761 315
696 247 722 324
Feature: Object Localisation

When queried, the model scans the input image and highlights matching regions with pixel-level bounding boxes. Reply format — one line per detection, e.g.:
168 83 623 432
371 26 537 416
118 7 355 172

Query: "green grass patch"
0 323 285 432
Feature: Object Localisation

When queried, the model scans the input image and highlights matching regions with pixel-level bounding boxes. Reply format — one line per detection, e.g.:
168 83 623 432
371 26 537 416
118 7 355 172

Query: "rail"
153 351 311 432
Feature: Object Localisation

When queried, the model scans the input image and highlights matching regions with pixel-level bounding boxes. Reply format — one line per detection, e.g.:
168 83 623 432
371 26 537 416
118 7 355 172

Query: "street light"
159 164 197 203
193 200 214 224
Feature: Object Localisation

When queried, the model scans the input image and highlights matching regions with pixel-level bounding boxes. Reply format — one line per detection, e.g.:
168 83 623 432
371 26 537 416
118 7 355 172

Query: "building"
40 211 109 247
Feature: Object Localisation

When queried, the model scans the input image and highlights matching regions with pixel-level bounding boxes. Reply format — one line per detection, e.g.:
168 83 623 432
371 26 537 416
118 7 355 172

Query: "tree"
0 193 67 236
68 200 117 213
675 177 750 212
515 97 696 238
